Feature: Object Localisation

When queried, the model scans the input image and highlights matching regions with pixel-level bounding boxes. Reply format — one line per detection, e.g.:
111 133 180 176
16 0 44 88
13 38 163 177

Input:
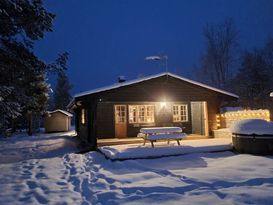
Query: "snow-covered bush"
230 119 273 135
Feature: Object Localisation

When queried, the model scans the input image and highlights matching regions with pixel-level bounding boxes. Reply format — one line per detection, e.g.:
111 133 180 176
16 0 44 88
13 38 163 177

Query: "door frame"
190 101 209 136
203 101 209 136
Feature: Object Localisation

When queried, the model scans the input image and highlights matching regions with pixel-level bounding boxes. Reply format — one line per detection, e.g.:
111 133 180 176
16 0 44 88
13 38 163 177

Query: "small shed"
44 110 73 133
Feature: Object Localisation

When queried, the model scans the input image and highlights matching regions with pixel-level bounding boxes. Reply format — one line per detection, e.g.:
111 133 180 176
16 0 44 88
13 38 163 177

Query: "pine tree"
53 71 72 110
0 1 66 135
234 50 271 109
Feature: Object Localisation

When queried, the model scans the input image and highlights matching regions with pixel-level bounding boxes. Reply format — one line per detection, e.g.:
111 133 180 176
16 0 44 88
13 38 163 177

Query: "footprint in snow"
97 173 115 184
26 181 38 189
37 165 45 169
22 165 34 170
35 173 48 179
22 170 32 175
56 181 67 186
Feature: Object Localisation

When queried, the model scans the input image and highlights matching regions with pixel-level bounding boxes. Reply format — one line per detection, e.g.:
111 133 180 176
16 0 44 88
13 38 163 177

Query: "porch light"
160 102 167 108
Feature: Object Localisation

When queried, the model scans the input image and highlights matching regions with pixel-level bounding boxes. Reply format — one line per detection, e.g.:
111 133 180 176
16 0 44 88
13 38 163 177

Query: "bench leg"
177 139 181 146
167 139 170 145
151 141 154 148
143 139 146 146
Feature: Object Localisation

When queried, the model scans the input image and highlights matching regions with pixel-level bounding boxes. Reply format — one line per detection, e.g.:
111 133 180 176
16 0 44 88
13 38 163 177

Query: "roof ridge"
48 109 73 117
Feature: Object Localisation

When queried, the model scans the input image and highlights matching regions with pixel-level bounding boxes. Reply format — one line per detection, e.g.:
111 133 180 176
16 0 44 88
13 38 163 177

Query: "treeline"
0 1 72 136
196 19 273 110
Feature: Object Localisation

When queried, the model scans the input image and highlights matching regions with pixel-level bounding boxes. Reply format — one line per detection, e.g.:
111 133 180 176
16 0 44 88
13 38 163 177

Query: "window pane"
128 105 154 123
173 104 188 122
115 105 126 123
129 106 137 123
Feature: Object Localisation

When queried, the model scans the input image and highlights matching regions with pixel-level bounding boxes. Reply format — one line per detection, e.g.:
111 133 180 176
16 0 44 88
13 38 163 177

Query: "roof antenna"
145 54 168 73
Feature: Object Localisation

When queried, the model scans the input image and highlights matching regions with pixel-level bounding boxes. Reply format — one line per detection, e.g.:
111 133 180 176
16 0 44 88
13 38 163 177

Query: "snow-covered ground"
100 138 232 160
0 130 78 164
1 133 273 204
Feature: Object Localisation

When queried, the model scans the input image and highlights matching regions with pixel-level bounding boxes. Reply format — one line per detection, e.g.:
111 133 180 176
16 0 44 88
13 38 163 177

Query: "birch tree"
197 19 238 88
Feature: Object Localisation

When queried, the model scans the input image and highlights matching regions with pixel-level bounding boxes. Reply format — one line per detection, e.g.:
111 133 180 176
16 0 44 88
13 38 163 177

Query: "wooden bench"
137 127 187 147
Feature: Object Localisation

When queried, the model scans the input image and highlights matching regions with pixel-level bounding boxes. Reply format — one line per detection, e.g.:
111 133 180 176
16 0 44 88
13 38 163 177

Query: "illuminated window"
173 104 188 122
81 109 86 124
129 105 155 123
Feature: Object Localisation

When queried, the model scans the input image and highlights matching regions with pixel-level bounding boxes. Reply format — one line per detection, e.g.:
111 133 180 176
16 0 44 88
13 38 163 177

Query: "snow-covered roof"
230 119 273 135
74 72 239 99
48 109 73 117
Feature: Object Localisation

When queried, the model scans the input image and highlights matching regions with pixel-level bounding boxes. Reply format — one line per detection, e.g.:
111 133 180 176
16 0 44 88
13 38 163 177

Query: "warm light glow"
216 114 221 128
160 102 167 108
81 109 85 124
218 109 271 127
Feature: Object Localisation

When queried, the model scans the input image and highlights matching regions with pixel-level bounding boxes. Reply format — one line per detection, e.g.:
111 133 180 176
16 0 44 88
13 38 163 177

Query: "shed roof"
74 72 239 98
48 109 73 117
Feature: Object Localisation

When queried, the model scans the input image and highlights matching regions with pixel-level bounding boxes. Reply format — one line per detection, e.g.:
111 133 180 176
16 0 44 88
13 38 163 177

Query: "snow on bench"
148 133 187 141
140 127 182 134
138 127 187 147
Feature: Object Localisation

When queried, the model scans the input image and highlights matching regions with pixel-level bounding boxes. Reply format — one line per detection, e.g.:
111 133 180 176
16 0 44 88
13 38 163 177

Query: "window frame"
115 105 127 123
172 104 188 122
128 104 155 124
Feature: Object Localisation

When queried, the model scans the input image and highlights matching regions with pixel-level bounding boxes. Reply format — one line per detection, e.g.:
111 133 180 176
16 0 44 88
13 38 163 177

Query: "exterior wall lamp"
160 102 167 108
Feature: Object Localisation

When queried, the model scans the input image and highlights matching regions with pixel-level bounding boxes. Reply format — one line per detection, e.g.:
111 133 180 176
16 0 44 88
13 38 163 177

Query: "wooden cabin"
68 72 238 148
44 110 72 133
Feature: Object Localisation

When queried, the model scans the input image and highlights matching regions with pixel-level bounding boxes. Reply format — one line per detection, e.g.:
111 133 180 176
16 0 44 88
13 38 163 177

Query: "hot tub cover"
230 119 273 135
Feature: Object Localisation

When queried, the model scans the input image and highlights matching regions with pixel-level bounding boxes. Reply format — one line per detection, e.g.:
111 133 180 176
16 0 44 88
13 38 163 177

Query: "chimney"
118 76 126 83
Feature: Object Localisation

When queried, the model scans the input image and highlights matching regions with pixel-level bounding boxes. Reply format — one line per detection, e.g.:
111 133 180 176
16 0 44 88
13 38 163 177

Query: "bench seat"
137 127 187 147
140 127 182 134
148 133 186 141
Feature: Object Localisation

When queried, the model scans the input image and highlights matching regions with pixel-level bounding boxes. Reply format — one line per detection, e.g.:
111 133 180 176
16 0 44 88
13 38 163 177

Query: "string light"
217 110 270 128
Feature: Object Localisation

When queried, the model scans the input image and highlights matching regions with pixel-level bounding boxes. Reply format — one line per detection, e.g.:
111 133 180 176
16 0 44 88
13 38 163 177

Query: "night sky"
35 0 273 95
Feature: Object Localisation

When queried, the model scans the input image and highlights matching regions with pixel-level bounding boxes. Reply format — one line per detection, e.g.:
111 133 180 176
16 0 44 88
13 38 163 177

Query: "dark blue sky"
35 0 273 95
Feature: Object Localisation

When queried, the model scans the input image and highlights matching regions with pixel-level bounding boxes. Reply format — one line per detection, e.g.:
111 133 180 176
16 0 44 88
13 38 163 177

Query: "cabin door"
114 105 127 138
191 101 209 136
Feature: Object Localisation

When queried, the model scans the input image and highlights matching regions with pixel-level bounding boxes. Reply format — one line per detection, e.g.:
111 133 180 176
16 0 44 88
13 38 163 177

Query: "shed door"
114 105 127 138
191 102 209 136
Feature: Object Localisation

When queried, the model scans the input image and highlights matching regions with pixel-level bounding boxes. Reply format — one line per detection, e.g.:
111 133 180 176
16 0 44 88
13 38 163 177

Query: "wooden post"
177 139 181 146
269 108 273 122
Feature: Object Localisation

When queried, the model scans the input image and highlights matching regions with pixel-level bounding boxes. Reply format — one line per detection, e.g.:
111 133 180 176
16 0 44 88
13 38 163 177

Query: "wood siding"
96 101 192 139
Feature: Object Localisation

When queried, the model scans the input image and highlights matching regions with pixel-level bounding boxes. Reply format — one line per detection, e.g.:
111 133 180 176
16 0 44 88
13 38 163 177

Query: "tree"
263 38 273 67
233 50 271 109
0 0 65 135
262 38 273 83
53 71 72 110
196 19 239 88
53 53 72 110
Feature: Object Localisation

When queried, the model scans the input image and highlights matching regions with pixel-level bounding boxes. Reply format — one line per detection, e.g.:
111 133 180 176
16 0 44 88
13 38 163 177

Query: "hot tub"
232 133 273 154
231 119 273 155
